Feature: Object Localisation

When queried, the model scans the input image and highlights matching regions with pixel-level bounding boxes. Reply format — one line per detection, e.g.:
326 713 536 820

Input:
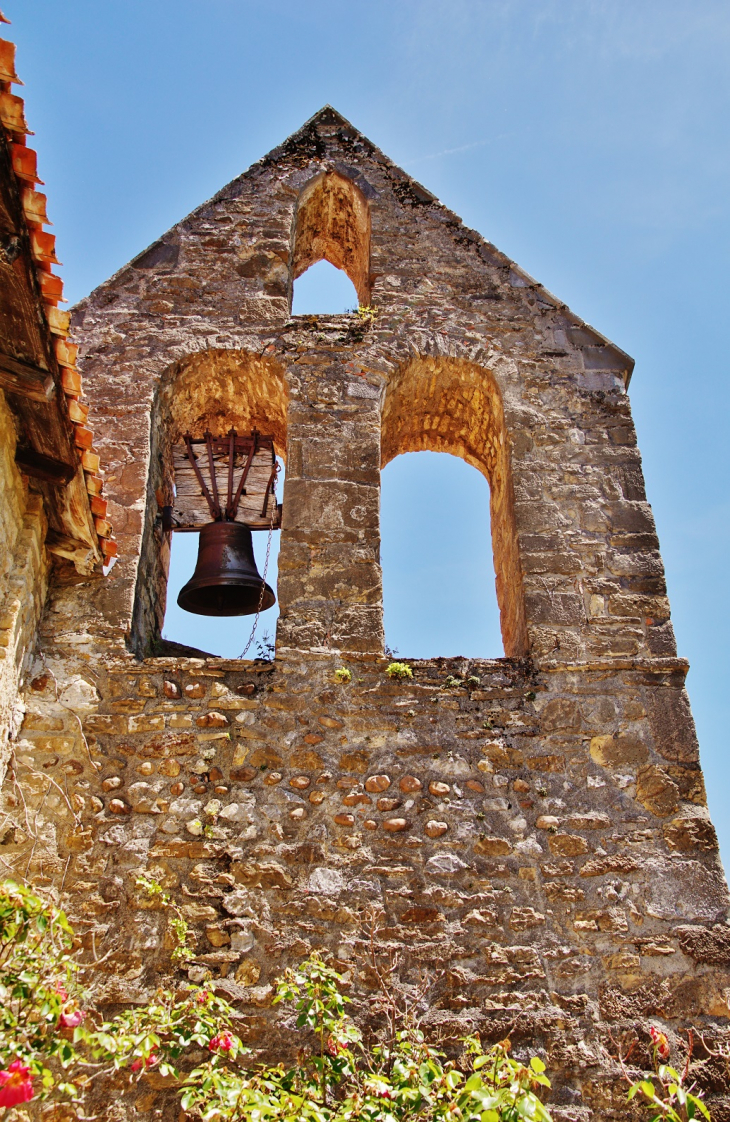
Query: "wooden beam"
0 352 55 402
45 529 98 575
15 446 75 484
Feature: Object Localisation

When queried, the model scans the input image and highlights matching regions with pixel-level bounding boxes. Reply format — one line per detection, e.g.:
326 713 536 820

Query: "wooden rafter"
0 352 54 402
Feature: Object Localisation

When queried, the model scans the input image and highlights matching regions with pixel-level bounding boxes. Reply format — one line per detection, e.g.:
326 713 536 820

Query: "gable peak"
306 105 356 130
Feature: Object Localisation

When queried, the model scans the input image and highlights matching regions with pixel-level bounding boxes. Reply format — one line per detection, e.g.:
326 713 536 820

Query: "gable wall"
2 113 727 1119
62 114 665 666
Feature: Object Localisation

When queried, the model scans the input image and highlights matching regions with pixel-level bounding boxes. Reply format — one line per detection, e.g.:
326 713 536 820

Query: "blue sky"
9 1 730 860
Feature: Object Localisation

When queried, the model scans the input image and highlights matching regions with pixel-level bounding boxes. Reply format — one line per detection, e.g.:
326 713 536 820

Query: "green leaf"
516 1095 537 1119
690 1094 712 1121
530 1057 546 1074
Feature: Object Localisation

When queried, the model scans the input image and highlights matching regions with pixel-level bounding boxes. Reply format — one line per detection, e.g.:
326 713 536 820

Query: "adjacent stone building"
1 69 729 1119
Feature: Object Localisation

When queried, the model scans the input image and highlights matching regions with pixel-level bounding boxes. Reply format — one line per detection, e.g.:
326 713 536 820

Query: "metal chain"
238 483 277 660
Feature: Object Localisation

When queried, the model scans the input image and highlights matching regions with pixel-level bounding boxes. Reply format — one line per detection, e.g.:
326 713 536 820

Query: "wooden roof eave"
0 131 100 561
0 26 113 570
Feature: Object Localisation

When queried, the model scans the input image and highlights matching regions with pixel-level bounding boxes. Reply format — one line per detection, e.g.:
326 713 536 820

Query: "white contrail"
403 137 491 166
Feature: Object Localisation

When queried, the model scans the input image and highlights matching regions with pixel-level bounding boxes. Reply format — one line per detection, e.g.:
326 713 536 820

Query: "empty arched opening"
381 451 502 657
132 350 289 658
291 259 359 315
381 356 527 658
291 171 371 309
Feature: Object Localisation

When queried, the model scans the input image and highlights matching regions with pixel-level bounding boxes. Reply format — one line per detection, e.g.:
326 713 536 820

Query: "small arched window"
291 171 371 309
292 259 359 316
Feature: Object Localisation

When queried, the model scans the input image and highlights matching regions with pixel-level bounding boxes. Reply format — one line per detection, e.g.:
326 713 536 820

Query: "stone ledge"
538 655 689 677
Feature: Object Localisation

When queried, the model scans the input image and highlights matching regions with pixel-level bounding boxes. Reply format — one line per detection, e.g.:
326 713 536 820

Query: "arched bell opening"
291 171 371 310
381 355 528 659
381 451 503 658
131 350 289 659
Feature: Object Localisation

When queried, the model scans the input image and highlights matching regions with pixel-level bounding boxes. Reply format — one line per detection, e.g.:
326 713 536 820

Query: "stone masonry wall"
3 109 729 1119
4 635 730 1119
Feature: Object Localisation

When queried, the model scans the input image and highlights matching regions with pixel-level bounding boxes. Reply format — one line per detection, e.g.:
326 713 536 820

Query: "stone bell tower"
6 107 730 1119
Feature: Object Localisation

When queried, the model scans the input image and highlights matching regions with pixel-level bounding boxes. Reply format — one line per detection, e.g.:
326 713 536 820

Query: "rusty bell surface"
177 521 275 617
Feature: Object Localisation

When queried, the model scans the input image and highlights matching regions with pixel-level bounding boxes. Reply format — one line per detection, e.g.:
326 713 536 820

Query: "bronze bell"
177 522 276 617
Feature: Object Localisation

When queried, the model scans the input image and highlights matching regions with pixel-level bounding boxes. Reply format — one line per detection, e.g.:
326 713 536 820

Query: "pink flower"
649 1026 670 1061
365 1082 395 1100
196 991 209 1005
54 985 69 1002
130 1053 158 1073
0 1060 34 1107
209 1032 234 1053
59 1007 85 1029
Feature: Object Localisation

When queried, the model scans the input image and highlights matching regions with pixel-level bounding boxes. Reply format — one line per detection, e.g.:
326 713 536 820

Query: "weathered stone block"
635 765 680 817
590 734 648 769
524 591 585 626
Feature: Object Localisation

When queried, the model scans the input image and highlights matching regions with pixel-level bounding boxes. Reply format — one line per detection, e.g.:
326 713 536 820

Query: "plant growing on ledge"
386 661 413 680
135 873 195 964
334 667 352 683
254 629 275 661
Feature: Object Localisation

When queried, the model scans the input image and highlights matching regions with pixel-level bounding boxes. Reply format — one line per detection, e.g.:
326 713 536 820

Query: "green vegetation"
385 662 413 680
